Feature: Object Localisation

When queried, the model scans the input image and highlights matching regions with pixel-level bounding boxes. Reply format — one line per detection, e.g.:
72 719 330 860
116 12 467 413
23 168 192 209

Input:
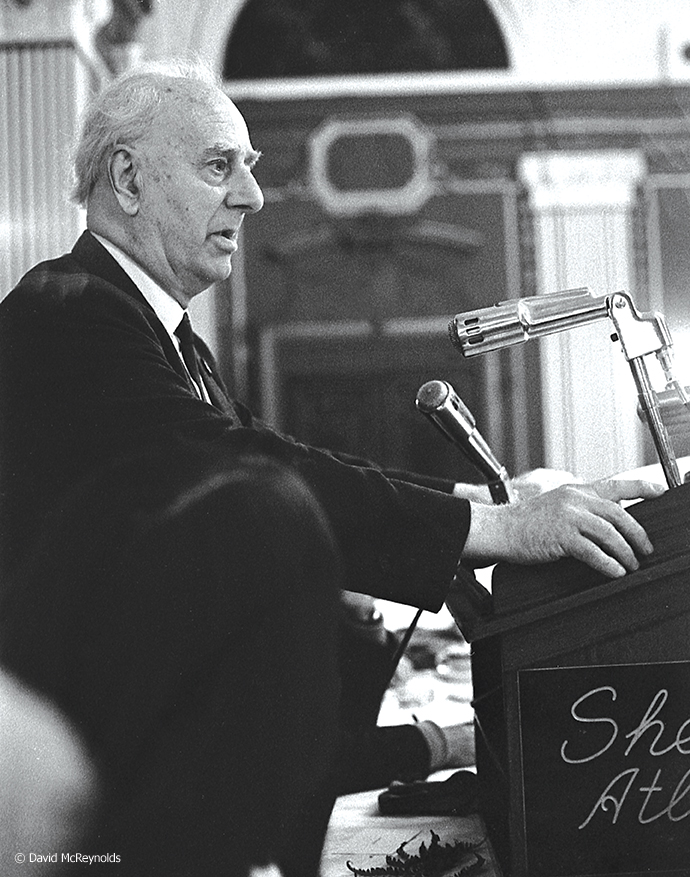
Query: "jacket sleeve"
0 268 470 610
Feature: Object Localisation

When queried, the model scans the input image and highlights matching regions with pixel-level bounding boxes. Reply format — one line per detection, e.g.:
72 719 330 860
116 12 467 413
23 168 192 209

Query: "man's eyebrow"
202 144 262 168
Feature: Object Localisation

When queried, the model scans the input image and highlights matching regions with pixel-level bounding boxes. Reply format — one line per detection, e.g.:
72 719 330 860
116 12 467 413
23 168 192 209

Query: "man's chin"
202 259 233 286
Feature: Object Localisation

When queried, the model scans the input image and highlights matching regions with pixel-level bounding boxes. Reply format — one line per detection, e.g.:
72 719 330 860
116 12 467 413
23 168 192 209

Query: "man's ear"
108 147 141 216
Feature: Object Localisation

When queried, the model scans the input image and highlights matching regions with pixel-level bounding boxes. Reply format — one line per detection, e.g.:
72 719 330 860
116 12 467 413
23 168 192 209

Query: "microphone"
415 379 512 504
448 288 609 357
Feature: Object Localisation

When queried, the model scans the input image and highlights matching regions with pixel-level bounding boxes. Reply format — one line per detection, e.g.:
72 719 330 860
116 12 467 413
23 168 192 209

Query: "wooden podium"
446 482 690 877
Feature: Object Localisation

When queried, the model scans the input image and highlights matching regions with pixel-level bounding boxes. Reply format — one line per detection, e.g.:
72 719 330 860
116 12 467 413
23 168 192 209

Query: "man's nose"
228 169 264 214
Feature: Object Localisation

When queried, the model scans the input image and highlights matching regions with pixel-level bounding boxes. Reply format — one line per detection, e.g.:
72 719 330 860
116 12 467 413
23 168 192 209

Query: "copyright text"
13 853 121 865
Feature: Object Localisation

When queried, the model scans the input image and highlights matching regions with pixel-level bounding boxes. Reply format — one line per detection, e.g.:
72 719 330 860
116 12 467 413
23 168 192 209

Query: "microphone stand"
388 383 511 682
607 293 683 488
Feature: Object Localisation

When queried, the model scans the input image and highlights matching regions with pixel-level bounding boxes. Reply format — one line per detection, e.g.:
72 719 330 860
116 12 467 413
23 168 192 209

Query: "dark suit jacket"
0 231 468 608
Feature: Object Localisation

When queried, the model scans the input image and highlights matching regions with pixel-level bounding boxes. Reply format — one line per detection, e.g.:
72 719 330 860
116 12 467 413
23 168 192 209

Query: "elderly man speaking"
0 61 664 877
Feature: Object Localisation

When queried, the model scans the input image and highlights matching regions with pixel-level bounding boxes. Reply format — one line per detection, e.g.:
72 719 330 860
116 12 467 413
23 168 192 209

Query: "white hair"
71 59 225 207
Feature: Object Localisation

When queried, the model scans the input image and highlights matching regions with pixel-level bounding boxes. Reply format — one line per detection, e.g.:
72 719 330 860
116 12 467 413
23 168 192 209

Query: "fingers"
586 493 654 556
553 483 657 576
566 536 629 579
510 468 583 502
579 479 662 575
592 478 667 503
550 514 634 579
574 511 644 577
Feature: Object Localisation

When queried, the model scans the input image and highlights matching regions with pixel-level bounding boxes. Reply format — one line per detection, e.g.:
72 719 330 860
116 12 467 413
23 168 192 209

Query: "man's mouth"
210 230 238 251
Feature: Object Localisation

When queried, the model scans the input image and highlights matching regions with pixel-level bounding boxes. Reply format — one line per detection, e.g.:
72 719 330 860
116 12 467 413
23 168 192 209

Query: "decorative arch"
181 0 528 83
223 0 512 79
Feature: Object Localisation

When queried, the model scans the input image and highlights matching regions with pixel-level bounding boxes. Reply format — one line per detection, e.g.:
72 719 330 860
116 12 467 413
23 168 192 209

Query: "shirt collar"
91 232 186 339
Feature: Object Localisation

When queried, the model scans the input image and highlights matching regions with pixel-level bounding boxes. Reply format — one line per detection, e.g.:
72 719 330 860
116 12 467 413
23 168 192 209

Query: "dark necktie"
174 313 239 421
175 312 203 395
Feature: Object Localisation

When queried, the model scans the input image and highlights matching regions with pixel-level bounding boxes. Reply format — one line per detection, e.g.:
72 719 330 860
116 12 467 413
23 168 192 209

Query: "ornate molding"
309 115 434 216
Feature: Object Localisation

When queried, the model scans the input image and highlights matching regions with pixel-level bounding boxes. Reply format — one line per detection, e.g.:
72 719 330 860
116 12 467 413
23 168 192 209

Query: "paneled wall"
223 85 690 481
220 91 541 479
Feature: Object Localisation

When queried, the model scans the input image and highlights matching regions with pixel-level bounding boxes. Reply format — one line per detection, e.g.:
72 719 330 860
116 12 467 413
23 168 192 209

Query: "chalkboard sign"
518 661 690 877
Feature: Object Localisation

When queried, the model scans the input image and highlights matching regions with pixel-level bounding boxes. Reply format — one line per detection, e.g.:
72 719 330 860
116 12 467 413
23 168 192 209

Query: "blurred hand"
462 478 666 578
509 467 583 501
453 467 582 504
416 720 475 771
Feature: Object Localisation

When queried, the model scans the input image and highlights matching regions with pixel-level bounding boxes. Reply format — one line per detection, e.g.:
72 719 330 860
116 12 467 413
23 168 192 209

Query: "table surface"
318 614 502 876
320 770 503 877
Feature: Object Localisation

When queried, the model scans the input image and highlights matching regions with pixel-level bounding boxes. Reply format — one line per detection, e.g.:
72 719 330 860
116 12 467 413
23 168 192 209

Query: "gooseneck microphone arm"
448 288 684 489
415 379 513 505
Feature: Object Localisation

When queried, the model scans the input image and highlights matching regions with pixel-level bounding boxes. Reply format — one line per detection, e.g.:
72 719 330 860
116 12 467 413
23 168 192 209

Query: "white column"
0 1 100 296
519 150 647 479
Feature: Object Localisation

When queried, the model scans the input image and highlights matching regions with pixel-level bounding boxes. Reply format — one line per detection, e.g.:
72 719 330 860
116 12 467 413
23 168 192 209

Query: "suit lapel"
74 231 240 421
72 232 191 388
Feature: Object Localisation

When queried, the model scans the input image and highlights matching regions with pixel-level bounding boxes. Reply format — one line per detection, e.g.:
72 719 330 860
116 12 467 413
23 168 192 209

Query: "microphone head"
416 379 506 484
416 380 475 427
449 288 604 357
415 379 451 414
448 301 526 357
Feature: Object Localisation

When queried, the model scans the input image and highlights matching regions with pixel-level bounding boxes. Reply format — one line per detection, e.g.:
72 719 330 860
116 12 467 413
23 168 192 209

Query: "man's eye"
209 158 229 175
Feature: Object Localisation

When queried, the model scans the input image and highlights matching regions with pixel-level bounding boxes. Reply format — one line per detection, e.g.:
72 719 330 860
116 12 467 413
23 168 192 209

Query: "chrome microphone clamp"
449 289 687 489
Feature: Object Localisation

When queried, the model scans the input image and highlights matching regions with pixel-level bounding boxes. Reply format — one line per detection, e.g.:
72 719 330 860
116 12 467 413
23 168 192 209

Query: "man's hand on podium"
462 478 667 578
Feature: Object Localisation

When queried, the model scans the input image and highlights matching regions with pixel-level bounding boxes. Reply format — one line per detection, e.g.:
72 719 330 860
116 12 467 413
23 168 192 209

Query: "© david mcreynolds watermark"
14 853 121 865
